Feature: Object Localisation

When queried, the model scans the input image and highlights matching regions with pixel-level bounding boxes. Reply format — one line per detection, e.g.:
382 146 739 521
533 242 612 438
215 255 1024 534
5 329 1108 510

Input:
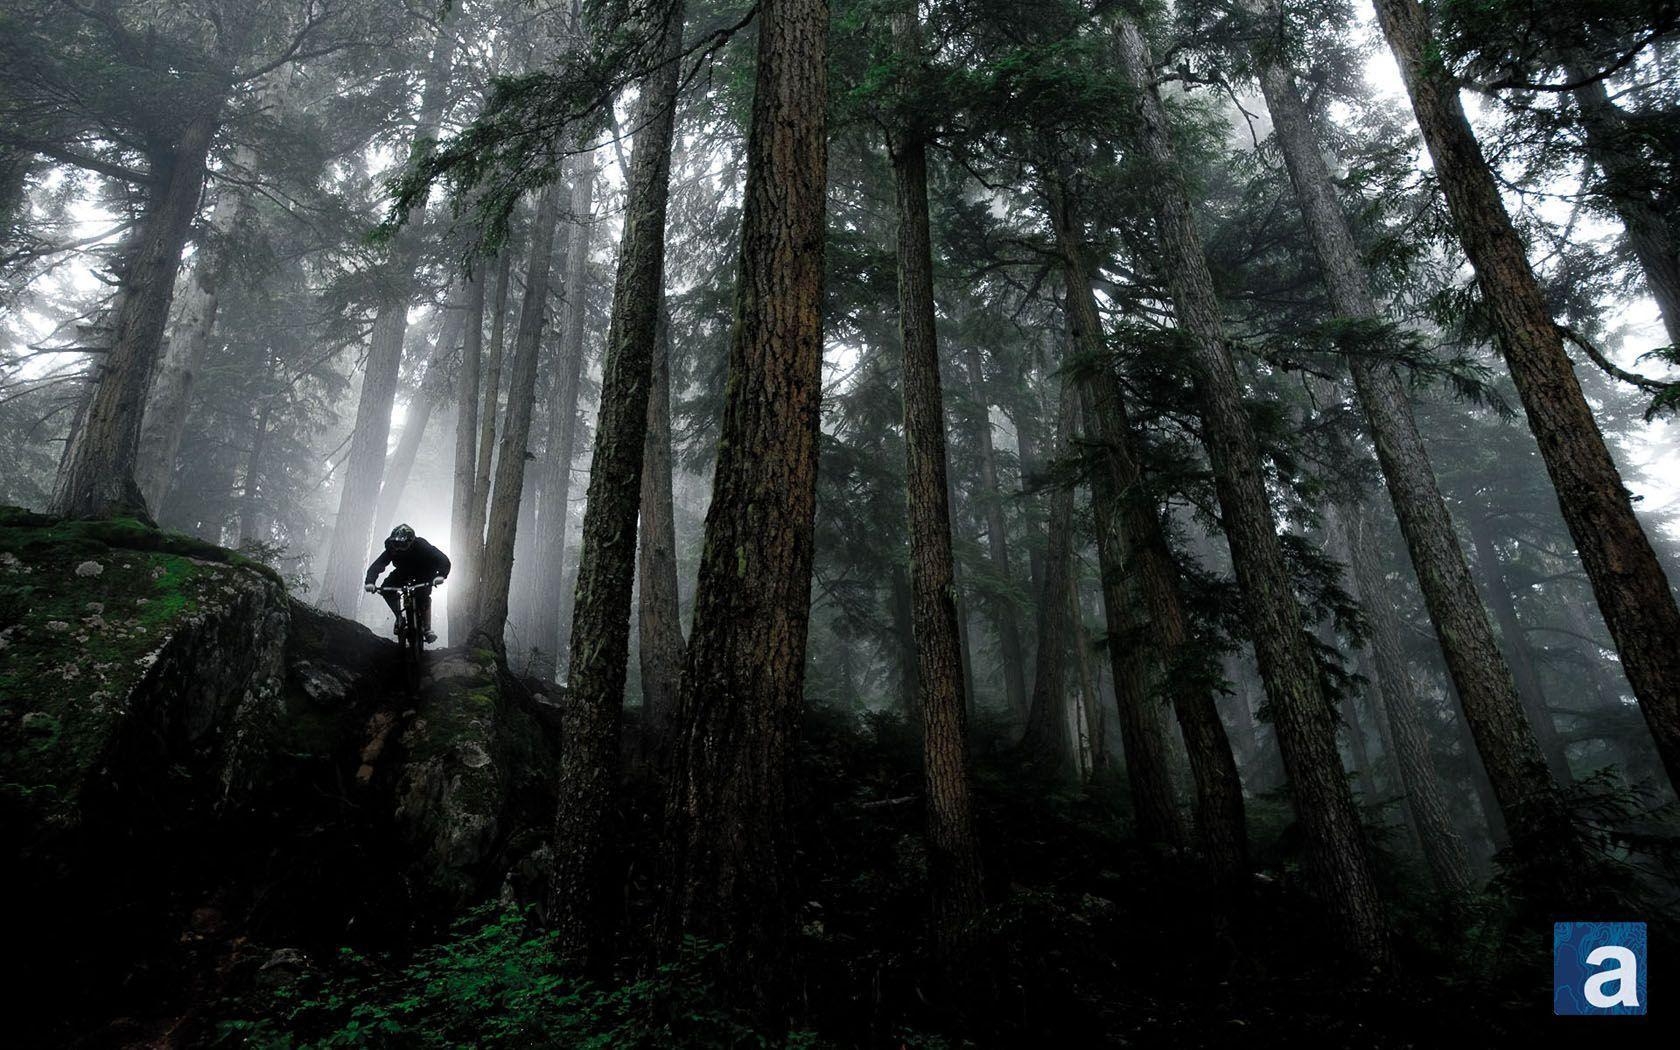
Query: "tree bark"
1114 13 1390 965
449 268 488 642
467 247 516 580
529 155 598 682
963 345 1030 720
1021 374 1078 774
1345 504 1477 899
551 0 685 966
659 0 829 1011
638 298 685 738
52 108 219 520
1467 515 1573 781
137 69 291 517
474 177 566 649
317 20 458 613
1372 0 1680 798
888 4 986 957
1250 19 1586 901
1053 184 1248 878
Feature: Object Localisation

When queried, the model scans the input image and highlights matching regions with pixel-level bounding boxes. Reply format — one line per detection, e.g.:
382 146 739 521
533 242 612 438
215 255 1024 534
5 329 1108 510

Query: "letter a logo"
1554 921 1647 1016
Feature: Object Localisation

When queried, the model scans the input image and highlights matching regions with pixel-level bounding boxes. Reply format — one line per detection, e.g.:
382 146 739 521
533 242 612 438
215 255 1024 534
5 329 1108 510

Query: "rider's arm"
432 545 451 579
364 548 392 586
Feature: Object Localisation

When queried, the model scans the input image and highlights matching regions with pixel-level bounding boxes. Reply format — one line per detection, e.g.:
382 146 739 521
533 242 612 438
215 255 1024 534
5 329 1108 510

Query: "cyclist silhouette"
363 524 450 642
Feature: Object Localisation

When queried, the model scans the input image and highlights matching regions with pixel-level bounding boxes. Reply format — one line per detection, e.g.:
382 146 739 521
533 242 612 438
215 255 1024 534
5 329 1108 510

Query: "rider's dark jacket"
364 536 451 588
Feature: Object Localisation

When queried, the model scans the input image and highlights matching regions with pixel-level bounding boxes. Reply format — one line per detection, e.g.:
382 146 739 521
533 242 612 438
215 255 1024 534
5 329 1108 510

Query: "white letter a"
1584 946 1640 1009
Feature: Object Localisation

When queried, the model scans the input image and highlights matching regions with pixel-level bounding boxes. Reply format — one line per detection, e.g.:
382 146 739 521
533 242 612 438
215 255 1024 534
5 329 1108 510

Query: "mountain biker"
363 524 450 643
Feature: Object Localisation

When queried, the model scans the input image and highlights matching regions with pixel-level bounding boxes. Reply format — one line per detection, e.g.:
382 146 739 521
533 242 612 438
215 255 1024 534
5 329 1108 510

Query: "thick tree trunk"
551 0 685 966
1021 376 1078 774
1467 517 1573 781
317 21 458 615
467 247 515 575
474 178 566 648
137 70 291 517
659 0 829 1011
888 9 985 956
1345 505 1477 898
52 109 219 520
449 269 488 642
964 345 1030 720
1251 26 1586 900
529 156 598 682
639 299 685 738
1053 187 1247 877
1114 14 1389 965
1571 72 1680 347
1373 0 1680 798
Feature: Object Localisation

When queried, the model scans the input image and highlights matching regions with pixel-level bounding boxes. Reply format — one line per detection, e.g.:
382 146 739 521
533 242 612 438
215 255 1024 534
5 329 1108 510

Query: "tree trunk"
449 269 489 642
1345 505 1477 898
888 4 986 957
137 70 291 517
467 247 516 576
1373 0 1680 798
1251 31 1588 897
1063 214 1248 878
474 177 566 649
1114 13 1390 965
1571 71 1680 347
639 298 685 738
551 0 685 966
236 356 277 545
529 155 598 682
1021 375 1078 774
659 0 829 1011
964 345 1030 720
52 109 219 520
1467 516 1573 781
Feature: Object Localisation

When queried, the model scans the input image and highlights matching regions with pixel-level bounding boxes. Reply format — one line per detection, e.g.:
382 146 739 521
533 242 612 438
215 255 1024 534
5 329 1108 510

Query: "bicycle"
377 580 438 692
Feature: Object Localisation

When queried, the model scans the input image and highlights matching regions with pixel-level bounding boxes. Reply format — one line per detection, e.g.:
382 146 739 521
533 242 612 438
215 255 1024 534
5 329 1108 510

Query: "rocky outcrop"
0 509 560 1045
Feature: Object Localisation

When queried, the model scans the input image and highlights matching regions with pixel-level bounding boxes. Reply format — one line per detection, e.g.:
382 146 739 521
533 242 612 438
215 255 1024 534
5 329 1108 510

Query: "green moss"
0 506 282 822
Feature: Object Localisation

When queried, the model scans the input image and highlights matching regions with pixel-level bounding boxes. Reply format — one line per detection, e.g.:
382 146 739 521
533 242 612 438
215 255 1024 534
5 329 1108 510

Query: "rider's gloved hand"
432 576 445 588
364 583 377 593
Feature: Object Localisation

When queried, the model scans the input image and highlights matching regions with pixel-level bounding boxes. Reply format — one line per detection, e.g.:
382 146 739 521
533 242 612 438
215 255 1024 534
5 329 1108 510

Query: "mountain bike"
378 580 436 692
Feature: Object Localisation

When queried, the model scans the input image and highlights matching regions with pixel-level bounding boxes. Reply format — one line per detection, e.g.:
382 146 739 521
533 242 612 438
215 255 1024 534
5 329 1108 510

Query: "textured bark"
1346 505 1476 899
1252 26 1585 899
964 345 1030 720
659 0 829 1010
317 22 458 613
474 178 566 649
1373 0 1680 798
1571 72 1680 347
1114 14 1390 964
889 6 985 956
551 0 683 965
529 156 598 682
52 109 219 520
1054 187 1247 877
373 301 468 529
1468 517 1573 781
467 247 515 572
1021 375 1078 774
639 299 685 738
449 270 488 642
1069 572 1106 774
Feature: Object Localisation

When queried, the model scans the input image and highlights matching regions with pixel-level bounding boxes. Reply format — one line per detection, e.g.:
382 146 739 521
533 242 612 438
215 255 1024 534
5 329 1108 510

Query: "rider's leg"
417 587 436 642
381 587 402 636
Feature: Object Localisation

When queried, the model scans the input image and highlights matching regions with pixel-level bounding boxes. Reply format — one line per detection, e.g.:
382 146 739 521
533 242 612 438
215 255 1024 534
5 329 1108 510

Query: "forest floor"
207 704 1672 1048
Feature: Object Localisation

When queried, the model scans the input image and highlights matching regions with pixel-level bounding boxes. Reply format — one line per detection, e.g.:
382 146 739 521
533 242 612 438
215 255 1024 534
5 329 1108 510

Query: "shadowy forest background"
3 0 1680 1044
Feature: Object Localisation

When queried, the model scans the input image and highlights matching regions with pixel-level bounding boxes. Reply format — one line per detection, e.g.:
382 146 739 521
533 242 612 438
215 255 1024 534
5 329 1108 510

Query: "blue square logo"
1554 921 1647 1016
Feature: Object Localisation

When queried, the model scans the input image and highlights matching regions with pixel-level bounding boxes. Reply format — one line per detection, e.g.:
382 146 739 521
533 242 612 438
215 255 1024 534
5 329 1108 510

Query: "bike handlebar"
375 580 442 594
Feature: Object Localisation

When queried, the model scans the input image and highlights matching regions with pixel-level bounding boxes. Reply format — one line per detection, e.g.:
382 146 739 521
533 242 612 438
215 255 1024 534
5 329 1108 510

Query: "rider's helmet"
389 524 416 552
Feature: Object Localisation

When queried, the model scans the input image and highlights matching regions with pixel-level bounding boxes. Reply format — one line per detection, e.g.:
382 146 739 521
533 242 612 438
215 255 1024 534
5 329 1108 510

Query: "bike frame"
377 580 437 690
